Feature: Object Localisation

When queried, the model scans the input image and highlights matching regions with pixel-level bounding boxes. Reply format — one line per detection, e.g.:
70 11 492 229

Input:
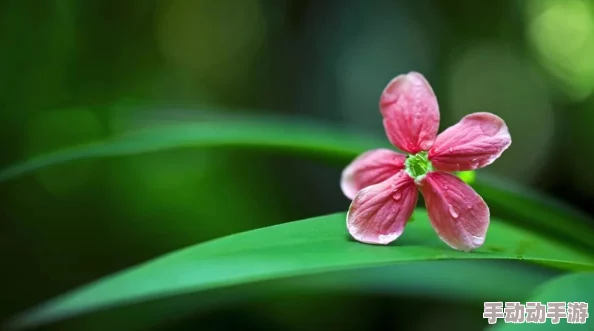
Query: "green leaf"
474 174 594 253
7 210 594 330
8 261 558 331
0 118 382 183
456 170 477 184
490 272 594 330
1 116 593 251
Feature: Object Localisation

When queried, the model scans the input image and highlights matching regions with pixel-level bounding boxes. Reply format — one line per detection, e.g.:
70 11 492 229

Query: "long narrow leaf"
1 116 593 251
475 175 594 253
9 261 557 331
0 119 382 182
6 210 594 330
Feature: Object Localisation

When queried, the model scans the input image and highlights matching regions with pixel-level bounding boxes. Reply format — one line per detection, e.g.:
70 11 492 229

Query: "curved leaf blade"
7 210 594 330
0 119 385 183
1 116 593 251
12 261 558 331
474 174 594 253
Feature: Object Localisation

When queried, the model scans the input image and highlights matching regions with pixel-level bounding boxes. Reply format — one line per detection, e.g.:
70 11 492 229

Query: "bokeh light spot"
526 0 594 101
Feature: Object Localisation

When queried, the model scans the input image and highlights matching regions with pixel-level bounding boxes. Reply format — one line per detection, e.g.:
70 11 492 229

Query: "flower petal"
380 72 440 154
429 112 511 172
347 170 418 245
419 171 489 251
340 149 406 200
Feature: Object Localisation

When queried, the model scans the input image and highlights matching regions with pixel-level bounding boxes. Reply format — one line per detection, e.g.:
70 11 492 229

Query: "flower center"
405 151 433 181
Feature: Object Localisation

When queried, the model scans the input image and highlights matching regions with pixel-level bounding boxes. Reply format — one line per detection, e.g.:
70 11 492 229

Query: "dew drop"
471 235 484 246
392 192 402 201
465 204 473 210
456 163 461 171
470 158 479 168
448 204 459 219
443 184 449 190
448 147 454 153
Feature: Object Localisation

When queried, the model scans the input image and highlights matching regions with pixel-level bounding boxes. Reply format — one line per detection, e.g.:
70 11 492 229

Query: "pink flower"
341 72 511 251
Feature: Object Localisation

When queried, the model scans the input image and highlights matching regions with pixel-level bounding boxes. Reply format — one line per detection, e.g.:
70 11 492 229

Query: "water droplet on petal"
392 192 402 201
456 164 461 171
448 147 454 153
471 235 484 246
465 204 473 210
448 204 459 219
470 158 479 168
443 184 449 190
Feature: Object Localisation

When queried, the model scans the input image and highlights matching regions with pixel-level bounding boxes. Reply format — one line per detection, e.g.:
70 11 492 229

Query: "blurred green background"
1 0 594 330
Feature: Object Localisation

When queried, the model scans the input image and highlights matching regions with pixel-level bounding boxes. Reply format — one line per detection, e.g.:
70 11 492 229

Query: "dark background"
1 0 594 330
